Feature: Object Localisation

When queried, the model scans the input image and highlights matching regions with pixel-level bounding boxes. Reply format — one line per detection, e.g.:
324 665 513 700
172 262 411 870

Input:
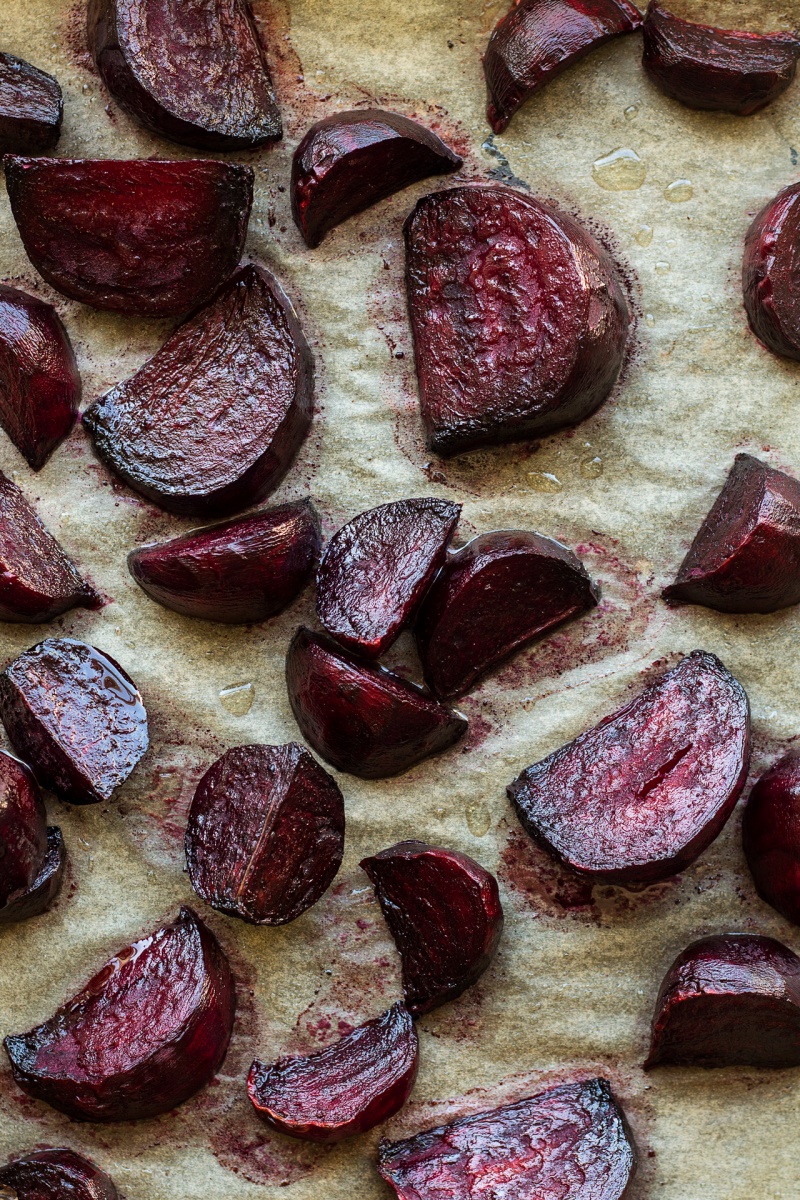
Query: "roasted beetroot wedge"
4 157 253 317
379 1077 636 1200
484 0 642 133
248 1003 418 1142
0 638 148 805
0 1149 119 1200
0 827 65 925
743 182 800 361
642 3 800 115
509 652 750 884
0 750 64 924
88 0 281 150
316 498 461 659
361 841 503 1015
743 751 800 925
292 111 461 248
287 628 467 779
416 530 598 699
405 185 630 457
3 906 235 1120
0 53 62 154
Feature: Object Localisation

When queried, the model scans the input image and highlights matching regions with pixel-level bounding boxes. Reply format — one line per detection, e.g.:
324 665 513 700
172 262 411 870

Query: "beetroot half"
4 157 253 317
248 1003 418 1142
509 651 750 884
3 905 235 1120
405 185 630 457
316 498 461 659
84 264 313 516
0 750 64 924
379 1077 636 1200
743 750 800 925
743 181 800 361
360 841 503 1015
416 530 599 699
292 110 461 248
0 1149 119 1200
286 627 467 779
0 53 62 154
0 638 149 805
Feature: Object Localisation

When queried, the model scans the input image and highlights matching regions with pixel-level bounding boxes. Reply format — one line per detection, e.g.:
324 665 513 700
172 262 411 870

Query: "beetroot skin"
0 53 62 154
509 652 750 884
405 185 631 457
0 1149 119 1200
316 498 461 659
4 906 235 1120
360 841 503 1015
0 750 64 925
743 751 800 925
4 157 253 317
743 181 800 361
248 1003 419 1142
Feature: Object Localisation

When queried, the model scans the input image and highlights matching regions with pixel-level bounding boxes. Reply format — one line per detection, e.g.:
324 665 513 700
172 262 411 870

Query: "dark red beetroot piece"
292 111 462 248
0 53 62 154
287 628 467 779
0 750 64 924
4 157 253 317
743 182 800 361
0 638 148 805
379 1077 636 1200
316 498 461 659
361 841 503 1015
743 750 800 925
0 1149 119 1200
509 651 750 884
248 1003 418 1142
416 530 598 699
84 264 312 516
3 905 235 1120
405 185 630 457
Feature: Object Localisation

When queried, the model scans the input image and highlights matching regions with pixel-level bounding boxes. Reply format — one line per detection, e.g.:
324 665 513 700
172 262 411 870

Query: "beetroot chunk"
0 54 62 154
405 185 630 457
3 905 235 1120
509 651 750 884
743 751 800 925
287 628 467 779
360 841 503 1015
0 750 65 924
292 111 461 248
416 530 598 699
316 498 461 659
0 638 149 805
248 1003 418 1142
84 265 312 516
0 1149 119 1200
743 181 800 361
4 157 253 317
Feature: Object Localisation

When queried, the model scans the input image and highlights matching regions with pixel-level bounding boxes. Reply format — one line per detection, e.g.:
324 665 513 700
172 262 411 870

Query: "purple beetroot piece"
743 750 800 925
0 750 64 924
0 53 62 154
0 1148 119 1200
744 182 800 361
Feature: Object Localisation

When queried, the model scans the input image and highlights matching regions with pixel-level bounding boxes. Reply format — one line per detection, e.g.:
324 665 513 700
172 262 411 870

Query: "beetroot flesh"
316 498 461 659
0 53 62 154
416 530 599 699
743 750 800 925
0 638 149 805
4 157 253 317
743 181 800 361
292 110 462 247
248 1003 419 1142
0 1149 119 1200
286 627 468 779
0 749 65 926
405 185 631 457
88 0 282 150
360 841 503 1015
509 651 750 884
3 905 235 1120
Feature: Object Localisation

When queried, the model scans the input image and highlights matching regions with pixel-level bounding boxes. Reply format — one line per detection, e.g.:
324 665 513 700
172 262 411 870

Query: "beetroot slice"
129 499 320 623
248 1003 418 1142
360 841 503 1015
3 905 235 1120
0 638 149 805
84 264 313 516
509 651 750 884
405 185 630 457
0 750 47 907
0 54 62 154
88 0 281 150
416 530 599 699
743 751 800 925
4 157 253 317
378 1077 636 1200
743 181 800 362
286 628 467 779
292 110 461 248
316 498 461 659
0 1149 119 1200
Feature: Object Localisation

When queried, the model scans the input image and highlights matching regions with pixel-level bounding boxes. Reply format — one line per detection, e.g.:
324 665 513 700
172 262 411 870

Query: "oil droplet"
527 471 563 493
635 224 653 247
219 681 255 716
664 179 693 203
82 82 94 95
655 260 671 275
624 104 640 121
580 455 604 478
592 147 646 191
645 313 656 327
466 802 491 837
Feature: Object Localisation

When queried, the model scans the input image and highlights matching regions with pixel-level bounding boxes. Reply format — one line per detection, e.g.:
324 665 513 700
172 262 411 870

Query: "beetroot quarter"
744 181 800 361
743 751 800 925
0 750 64 924
0 53 62 154
0 1149 119 1200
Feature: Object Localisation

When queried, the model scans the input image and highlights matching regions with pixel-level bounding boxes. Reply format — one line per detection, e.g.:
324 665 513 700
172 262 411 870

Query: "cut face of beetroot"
0 53 62 154
743 182 800 362
360 841 503 1015
292 110 462 248
248 1003 418 1142
286 628 467 779
0 1149 119 1200
316 498 461 659
509 651 750 884
84 264 312 516
405 185 631 458
3 905 235 1120
743 751 800 925
0 638 149 805
88 0 281 150
4 157 253 317
416 530 599 699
